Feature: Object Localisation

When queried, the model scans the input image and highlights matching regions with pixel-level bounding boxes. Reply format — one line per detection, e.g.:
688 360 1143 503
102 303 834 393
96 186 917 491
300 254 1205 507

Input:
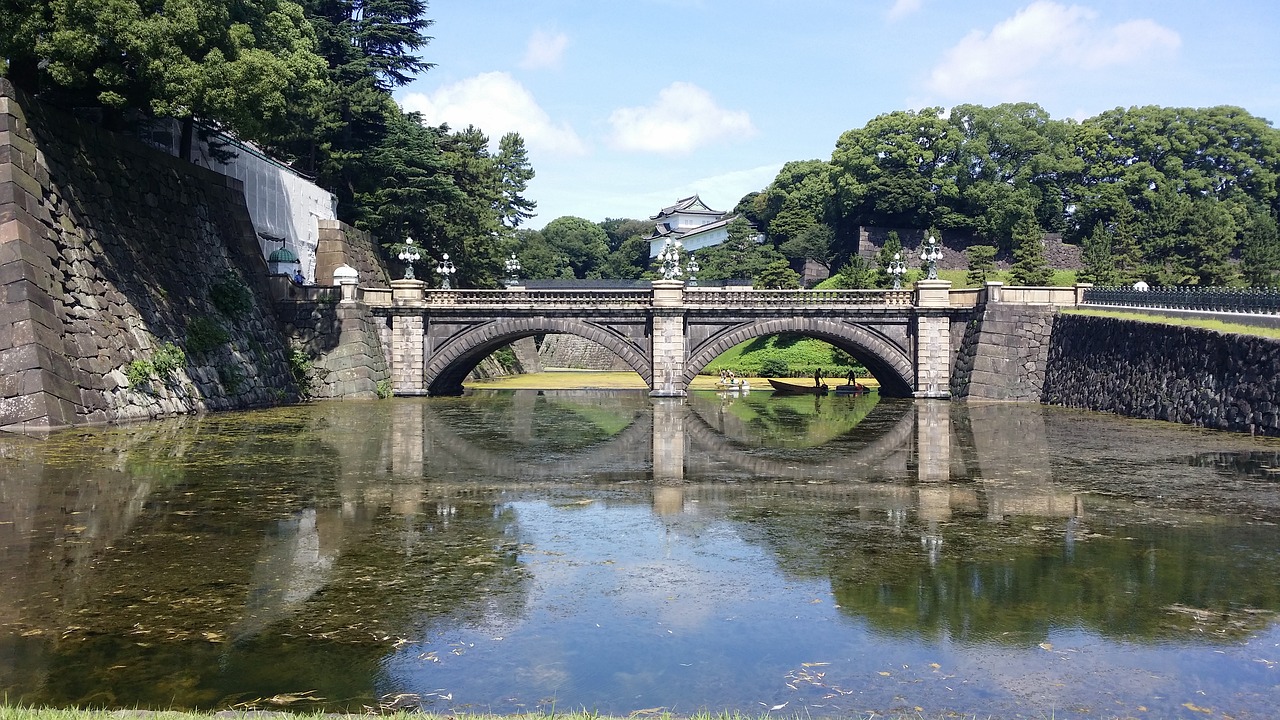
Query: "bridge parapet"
684 288 912 306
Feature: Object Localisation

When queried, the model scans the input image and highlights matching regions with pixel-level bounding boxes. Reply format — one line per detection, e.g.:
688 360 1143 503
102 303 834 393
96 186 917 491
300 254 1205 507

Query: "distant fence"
1083 286 1280 314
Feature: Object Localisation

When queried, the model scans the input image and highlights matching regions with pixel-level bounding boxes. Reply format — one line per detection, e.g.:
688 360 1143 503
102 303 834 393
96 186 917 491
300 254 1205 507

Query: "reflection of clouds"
514 503 767 635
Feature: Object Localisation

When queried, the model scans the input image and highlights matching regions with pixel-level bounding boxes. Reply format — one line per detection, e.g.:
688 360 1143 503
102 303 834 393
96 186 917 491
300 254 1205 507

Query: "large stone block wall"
277 301 390 399
539 333 632 371
1042 315 1280 435
951 303 1056 401
0 79 299 429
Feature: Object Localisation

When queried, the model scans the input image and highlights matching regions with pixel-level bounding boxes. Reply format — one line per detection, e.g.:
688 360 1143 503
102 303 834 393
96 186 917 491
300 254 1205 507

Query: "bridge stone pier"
359 280 1088 400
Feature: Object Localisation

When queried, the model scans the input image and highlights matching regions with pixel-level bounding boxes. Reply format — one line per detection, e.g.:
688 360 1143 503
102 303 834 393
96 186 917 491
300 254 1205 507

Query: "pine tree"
1079 223 1118 286
876 231 904 288
965 245 997 286
1009 216 1052 285
1242 211 1280 288
495 132 537 229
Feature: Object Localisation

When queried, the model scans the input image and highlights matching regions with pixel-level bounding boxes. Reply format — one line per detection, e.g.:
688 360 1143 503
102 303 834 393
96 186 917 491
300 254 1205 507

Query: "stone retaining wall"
951 303 1056 401
1042 315 1280 435
539 333 633 371
277 301 390 398
1 79 299 429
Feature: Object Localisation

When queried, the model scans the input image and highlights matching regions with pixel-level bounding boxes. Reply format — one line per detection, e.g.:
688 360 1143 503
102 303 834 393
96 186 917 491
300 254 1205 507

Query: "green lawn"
1063 307 1280 339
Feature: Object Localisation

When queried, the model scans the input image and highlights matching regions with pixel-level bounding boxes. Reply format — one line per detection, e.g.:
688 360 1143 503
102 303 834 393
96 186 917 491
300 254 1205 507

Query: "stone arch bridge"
359 279 1087 399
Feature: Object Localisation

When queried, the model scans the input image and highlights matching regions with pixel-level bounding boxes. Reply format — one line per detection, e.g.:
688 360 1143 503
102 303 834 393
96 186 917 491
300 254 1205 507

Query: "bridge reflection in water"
383 391 1083 530
3 394 1279 716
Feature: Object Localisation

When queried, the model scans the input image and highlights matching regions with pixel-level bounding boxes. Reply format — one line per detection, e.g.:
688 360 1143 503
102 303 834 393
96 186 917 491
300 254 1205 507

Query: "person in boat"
814 368 823 387
845 369 857 386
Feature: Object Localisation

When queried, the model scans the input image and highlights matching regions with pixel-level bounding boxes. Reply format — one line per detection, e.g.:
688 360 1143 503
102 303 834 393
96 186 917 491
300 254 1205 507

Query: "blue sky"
397 1 1280 229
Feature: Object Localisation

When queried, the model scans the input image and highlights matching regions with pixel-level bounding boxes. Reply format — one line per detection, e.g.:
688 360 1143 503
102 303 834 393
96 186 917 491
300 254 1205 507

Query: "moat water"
2 390 1280 718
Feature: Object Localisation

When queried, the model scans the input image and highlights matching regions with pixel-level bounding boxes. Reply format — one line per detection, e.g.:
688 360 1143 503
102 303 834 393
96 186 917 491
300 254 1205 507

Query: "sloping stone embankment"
1042 314 1280 435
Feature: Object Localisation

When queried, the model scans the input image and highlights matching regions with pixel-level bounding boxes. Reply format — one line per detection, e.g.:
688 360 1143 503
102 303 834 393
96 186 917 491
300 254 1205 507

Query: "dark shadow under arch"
426 317 652 395
684 318 915 396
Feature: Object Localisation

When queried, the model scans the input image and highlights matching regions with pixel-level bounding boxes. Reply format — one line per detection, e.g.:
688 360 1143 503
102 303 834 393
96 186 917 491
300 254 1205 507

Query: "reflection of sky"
377 500 1280 718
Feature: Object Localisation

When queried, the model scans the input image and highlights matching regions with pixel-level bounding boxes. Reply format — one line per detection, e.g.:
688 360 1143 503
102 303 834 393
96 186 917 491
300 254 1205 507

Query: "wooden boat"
715 379 750 392
834 383 874 396
767 378 828 395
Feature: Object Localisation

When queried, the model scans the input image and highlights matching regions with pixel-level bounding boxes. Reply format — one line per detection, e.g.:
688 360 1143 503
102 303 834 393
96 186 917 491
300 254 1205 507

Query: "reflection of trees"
687 391 881 449
437 390 650 457
732 498 1280 643
2 408 530 711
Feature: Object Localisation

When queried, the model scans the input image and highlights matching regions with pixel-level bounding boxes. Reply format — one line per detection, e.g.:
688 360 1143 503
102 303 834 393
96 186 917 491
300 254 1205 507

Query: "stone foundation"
951 303 1056 401
1043 314 1280 435
1 79 299 429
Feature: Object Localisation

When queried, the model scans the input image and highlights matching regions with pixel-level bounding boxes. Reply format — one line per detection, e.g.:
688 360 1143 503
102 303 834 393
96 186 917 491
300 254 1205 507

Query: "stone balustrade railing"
357 285 918 308
1083 286 1280 314
683 288 913 306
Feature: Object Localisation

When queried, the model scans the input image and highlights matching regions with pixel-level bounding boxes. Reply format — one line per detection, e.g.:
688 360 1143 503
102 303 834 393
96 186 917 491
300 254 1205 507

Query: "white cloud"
521 28 569 70
399 72 586 156
926 1 1180 101
887 0 923 21
608 82 757 154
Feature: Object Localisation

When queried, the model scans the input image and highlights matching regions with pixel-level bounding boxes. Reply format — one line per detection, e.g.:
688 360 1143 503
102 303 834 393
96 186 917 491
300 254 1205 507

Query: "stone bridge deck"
346 279 1088 399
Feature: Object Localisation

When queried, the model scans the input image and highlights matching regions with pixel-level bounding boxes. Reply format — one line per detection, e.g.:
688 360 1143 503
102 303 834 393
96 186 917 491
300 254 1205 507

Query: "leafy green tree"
509 229 561 280
1078 224 1118 286
824 256 878 289
965 245 998 286
599 218 654 252
693 218 784 283
1009 217 1052 285
831 108 960 229
11 0 329 146
541 216 610 279
495 132 536 229
875 231 904 288
599 235 651 280
754 259 802 289
780 223 837 275
1241 211 1280 288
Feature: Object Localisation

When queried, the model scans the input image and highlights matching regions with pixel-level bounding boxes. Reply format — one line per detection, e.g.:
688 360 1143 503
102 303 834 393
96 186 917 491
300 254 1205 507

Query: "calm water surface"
2 390 1280 718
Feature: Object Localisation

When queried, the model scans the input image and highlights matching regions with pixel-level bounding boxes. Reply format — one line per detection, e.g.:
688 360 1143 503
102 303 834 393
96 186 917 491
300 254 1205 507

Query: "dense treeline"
744 103 1280 288
525 103 1280 290
0 0 532 287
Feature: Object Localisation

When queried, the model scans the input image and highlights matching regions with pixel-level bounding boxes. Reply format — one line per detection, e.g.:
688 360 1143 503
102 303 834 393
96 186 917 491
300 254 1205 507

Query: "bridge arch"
683 318 915 396
425 317 652 395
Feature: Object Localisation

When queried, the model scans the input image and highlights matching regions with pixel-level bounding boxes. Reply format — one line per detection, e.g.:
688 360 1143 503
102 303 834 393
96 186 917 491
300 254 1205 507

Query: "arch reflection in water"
0 394 1278 717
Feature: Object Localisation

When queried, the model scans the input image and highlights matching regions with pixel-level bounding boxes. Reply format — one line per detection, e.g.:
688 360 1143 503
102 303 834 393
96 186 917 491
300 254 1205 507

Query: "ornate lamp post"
658 237 684 281
503 253 522 286
435 252 457 290
397 237 421 280
887 252 907 290
919 234 942 281
685 255 700 287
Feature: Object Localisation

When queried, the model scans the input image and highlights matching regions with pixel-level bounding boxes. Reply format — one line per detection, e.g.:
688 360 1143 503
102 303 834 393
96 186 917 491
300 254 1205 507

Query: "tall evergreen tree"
495 132 537 229
1079 223 1118 286
1242 211 1280 288
1009 217 1052 285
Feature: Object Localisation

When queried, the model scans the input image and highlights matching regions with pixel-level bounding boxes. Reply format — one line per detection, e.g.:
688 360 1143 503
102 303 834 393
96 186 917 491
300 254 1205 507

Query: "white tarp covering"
191 139 336 283
139 119 337 283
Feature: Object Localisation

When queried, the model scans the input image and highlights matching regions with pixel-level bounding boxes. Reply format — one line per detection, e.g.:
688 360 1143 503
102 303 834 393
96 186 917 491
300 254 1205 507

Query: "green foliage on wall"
186 316 230 356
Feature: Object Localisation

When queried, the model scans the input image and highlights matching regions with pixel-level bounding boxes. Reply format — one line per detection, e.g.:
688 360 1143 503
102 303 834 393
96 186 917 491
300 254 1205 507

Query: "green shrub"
217 363 245 393
186 316 230 355
289 346 315 399
151 342 186 376
759 357 789 377
209 276 254 319
376 378 393 399
125 359 154 388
